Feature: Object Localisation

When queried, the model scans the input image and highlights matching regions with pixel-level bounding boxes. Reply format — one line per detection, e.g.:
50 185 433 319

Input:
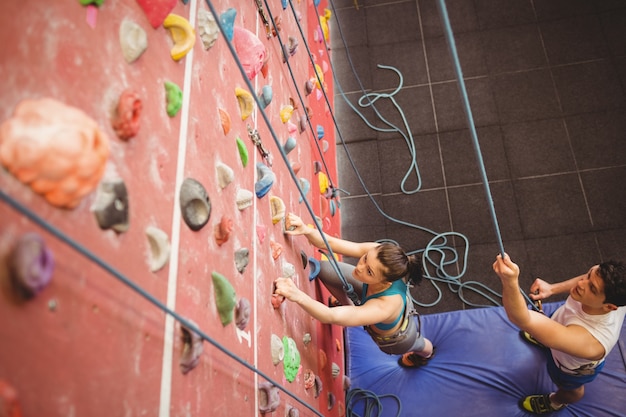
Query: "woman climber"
273 212 435 367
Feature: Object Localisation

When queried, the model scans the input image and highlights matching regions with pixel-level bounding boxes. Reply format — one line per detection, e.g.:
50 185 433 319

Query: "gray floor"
328 0 626 314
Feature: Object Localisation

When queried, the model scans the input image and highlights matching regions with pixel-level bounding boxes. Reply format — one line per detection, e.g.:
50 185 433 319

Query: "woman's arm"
284 213 377 258
274 277 400 327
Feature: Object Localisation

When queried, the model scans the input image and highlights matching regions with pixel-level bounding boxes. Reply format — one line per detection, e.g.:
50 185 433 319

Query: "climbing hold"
235 87 254 121
92 178 129 232
235 297 251 330
135 0 175 28
343 375 351 391
304 79 314 96
258 85 273 109
112 89 142 141
282 262 296 279
254 163 274 198
282 36 299 62
234 26 267 80
218 108 231 135
234 248 249 273
146 226 170 272
119 19 147 63
279 105 294 123
163 14 195 61
287 406 299 417
298 178 310 203
281 0 287 9
214 216 233 246
287 121 298 136
0 98 110 209
179 178 211 231
319 348 328 370
256 224 267 244
312 64 324 89
313 161 322 174
269 196 285 224
313 375 323 398
291 161 301 174
211 271 236 326
330 199 337 216
300 251 308 269
258 381 280 414
220 8 236 41
0 380 22 417
303 369 315 390
80 0 104 6
318 171 330 196
235 188 253 211
216 162 234 189
331 362 340 378
302 333 311 345
235 137 249 167
316 124 324 140
271 287 285 309
282 136 296 155
308 257 320 281
327 392 336 411
271 334 284 365
282 336 301 382
322 140 330 153
7 233 54 299
164 81 182 117
197 8 219 50
179 319 203 375
319 8 332 42
270 240 282 260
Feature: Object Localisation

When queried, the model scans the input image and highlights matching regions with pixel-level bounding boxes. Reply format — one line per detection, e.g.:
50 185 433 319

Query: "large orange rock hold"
0 98 110 209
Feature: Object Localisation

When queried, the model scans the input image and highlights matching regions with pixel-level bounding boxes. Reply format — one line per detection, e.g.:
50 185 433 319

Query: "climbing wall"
0 0 344 416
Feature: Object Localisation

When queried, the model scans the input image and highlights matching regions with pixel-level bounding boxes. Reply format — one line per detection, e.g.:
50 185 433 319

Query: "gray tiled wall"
329 0 626 313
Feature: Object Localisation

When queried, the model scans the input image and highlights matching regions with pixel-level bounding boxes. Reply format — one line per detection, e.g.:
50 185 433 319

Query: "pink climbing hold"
270 240 282 260
214 216 233 246
234 26 267 81
112 89 142 141
135 0 177 28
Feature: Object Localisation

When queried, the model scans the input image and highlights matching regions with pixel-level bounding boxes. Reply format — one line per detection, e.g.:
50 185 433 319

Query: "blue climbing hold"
283 136 297 155
259 85 273 109
220 8 237 42
308 257 320 281
255 162 275 198
316 124 324 140
298 178 310 203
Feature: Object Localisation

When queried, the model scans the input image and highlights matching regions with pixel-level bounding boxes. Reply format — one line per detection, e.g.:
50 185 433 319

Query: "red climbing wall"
0 0 344 416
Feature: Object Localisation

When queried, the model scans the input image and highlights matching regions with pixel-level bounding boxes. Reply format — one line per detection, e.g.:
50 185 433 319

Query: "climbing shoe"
519 330 547 349
520 394 565 414
398 347 436 368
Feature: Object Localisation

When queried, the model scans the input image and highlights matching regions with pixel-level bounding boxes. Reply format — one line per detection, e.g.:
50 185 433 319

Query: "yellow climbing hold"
270 196 285 224
163 14 196 61
318 171 329 195
319 8 332 42
235 87 254 120
279 105 294 123
313 64 324 89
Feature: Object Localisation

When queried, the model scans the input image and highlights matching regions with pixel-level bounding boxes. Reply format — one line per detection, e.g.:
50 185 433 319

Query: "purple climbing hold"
8 233 54 299
258 381 280 413
235 297 251 330
180 319 204 374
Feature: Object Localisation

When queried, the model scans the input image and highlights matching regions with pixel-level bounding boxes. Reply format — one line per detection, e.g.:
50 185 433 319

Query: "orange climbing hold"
215 216 233 246
0 98 110 209
218 108 231 135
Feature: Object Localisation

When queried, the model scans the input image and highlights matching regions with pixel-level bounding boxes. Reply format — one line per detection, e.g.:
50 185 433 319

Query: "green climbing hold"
211 271 237 326
236 136 248 167
282 336 301 382
79 0 104 6
164 81 183 117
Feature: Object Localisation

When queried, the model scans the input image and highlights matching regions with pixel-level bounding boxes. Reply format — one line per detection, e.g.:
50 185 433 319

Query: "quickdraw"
254 0 273 38
247 124 273 166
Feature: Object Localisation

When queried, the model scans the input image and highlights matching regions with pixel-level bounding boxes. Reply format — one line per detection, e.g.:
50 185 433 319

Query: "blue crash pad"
345 303 626 417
